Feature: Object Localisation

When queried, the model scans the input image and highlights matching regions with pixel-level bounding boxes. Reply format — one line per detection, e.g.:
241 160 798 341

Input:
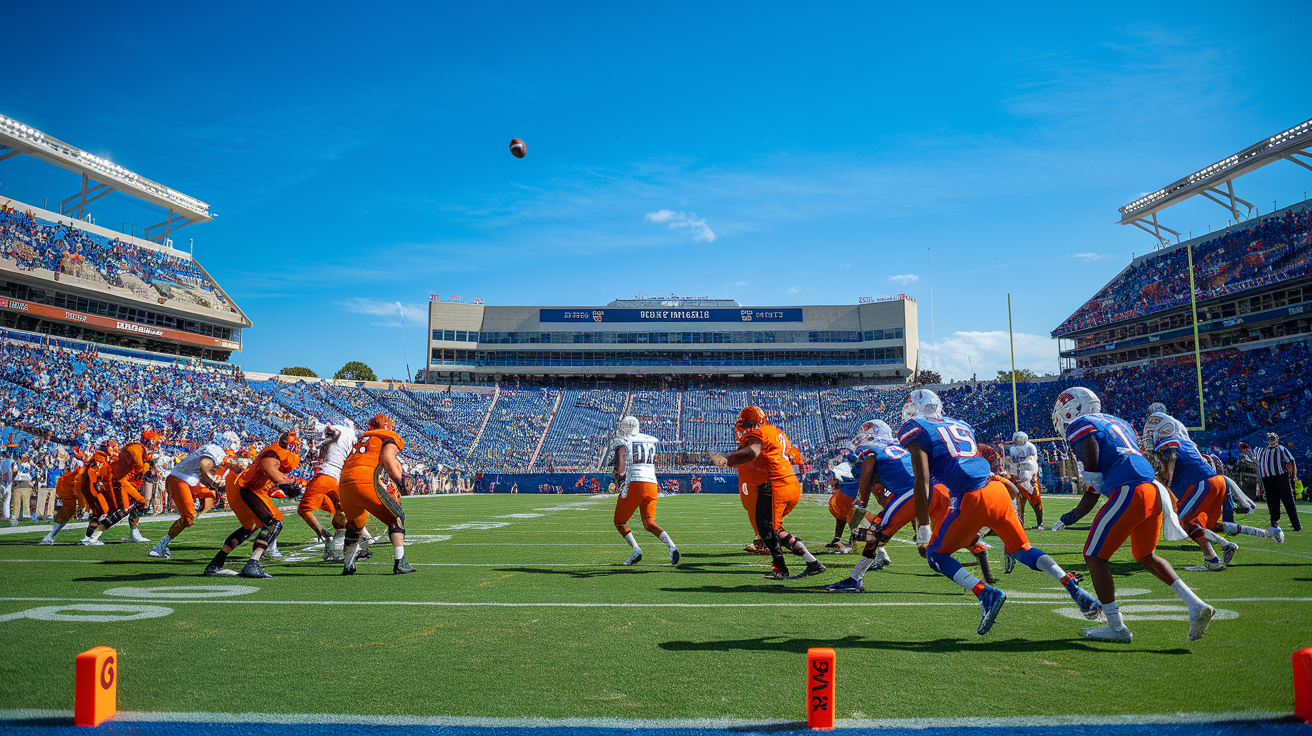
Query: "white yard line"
0 595 1305 608
0 708 1289 728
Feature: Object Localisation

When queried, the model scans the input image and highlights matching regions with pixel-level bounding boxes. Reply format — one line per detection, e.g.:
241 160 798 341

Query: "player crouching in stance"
39 446 87 544
1053 388 1215 642
901 390 1100 635
203 431 303 578
150 432 239 559
340 415 415 575
717 407 825 581
827 418 996 592
610 416 679 566
1144 411 1275 569
81 431 161 545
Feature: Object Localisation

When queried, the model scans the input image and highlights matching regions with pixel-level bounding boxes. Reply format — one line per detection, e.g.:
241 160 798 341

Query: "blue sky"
2 2 1310 380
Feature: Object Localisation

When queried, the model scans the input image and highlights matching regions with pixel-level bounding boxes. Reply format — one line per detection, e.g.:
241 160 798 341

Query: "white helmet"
900 400 918 424
855 418 893 443
908 389 943 420
214 431 241 452
1052 387 1102 434
1147 402 1167 416
1012 431 1029 444
1143 411 1188 445
616 416 640 438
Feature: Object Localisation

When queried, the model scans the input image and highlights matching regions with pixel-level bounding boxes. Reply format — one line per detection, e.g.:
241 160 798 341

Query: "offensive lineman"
717 406 825 580
82 431 159 544
38 446 86 544
611 416 680 565
340 415 415 575
1053 388 1215 642
1006 431 1044 529
203 431 303 578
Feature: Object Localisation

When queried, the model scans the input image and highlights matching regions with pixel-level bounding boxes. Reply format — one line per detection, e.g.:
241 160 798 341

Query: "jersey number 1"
935 425 979 458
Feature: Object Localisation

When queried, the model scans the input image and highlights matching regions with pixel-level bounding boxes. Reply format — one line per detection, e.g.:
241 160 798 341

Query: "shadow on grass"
658 582 966 596
72 572 178 582
659 634 1191 655
493 566 666 579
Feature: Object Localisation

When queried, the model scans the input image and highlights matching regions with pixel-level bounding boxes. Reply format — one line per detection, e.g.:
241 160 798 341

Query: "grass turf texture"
0 492 1308 721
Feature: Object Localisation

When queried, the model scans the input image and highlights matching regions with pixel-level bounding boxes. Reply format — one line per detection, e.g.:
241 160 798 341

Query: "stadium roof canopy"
0 113 212 244
1118 117 1312 247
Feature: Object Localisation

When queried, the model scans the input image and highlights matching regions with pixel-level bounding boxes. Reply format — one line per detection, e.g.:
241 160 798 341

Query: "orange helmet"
141 430 163 449
278 430 302 455
368 414 396 432
737 406 768 429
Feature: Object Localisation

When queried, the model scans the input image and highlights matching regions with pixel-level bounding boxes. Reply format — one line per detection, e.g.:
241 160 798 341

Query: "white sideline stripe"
0 596 1306 608
0 708 1289 729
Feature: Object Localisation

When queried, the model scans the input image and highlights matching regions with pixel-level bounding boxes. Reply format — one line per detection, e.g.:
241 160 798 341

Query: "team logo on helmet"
1051 387 1102 434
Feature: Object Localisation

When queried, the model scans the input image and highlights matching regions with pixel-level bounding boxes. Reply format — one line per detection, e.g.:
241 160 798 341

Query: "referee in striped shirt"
1256 432 1301 533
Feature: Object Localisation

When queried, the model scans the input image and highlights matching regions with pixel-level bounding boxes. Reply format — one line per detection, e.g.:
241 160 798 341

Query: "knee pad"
225 527 253 549
253 520 283 549
775 529 797 548
387 523 405 536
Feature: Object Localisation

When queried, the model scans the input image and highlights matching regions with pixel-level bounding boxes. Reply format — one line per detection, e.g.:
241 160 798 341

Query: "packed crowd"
0 205 224 303
1054 207 1312 336
1 332 1308 484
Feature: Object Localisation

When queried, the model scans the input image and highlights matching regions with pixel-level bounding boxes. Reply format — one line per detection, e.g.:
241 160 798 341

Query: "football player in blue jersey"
899 389 1100 634
1053 388 1216 642
1144 411 1276 568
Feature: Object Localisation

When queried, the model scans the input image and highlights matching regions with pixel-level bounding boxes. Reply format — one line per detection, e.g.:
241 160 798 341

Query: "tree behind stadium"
280 366 317 377
335 361 377 381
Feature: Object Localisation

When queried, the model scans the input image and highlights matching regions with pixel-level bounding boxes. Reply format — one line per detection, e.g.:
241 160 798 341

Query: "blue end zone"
1 717 1308 736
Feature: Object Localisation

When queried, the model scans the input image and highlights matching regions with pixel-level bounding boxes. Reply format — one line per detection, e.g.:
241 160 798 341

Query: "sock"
1221 522 1265 538
623 532 639 551
49 522 64 536
393 544 405 561
1202 529 1226 545
851 555 876 582
875 547 891 563
931 551 982 593
1170 579 1206 611
658 531 676 551
159 533 172 549
1033 553 1068 583
208 550 229 568
83 523 96 537
343 542 359 565
952 565 983 594
333 529 346 547
90 530 103 541
793 540 817 564
1104 600 1125 629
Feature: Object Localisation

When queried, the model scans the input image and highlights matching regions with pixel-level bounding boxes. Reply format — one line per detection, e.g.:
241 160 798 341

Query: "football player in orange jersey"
734 424 803 554
39 446 87 544
203 431 303 578
82 430 160 544
716 406 826 580
76 440 119 545
339 414 415 575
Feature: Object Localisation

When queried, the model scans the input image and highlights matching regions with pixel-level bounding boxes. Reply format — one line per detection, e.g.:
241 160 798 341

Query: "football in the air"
509 138 527 158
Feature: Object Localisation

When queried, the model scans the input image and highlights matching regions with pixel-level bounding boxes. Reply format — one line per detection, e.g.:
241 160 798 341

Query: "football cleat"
323 555 344 563
37 537 55 545
764 563 790 580
267 548 284 559
239 559 272 578
1003 554 1016 574
202 565 238 577
1221 543 1239 566
824 577 864 593
147 545 171 559
1204 557 1225 571
393 558 417 575
342 560 357 576
79 538 105 546
669 547 681 566
1067 582 1103 621
1033 523 1046 531
357 550 373 560
977 586 1006 635
128 530 150 543
823 539 843 549
623 549 643 566
788 560 827 580
1083 624 1133 642
1269 526 1285 544
831 544 852 555
1187 604 1215 642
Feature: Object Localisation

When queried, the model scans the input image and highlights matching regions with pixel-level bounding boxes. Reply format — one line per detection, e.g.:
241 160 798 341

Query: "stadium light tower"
1118 117 1312 249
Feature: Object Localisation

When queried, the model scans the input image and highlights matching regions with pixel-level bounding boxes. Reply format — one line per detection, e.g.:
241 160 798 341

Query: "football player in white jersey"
300 420 364 561
149 431 239 559
1007 431 1044 529
611 416 679 566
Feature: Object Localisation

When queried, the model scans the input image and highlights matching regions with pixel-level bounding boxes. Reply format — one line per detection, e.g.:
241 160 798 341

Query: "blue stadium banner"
540 308 803 323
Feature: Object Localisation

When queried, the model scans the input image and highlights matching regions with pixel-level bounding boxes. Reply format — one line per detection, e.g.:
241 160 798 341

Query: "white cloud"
887 274 920 285
786 286 801 294
920 330 1058 381
643 209 717 242
337 297 426 327
1070 252 1112 261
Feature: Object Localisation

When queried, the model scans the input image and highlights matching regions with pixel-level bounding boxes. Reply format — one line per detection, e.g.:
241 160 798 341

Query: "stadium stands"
1054 207 1312 336
3 330 1308 477
0 205 233 311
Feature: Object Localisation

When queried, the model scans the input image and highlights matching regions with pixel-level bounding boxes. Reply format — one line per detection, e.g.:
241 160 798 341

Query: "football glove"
914 523 932 546
277 482 303 499
1051 520 1066 532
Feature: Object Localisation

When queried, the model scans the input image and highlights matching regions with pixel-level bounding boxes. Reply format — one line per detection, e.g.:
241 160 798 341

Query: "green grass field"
0 491 1308 721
